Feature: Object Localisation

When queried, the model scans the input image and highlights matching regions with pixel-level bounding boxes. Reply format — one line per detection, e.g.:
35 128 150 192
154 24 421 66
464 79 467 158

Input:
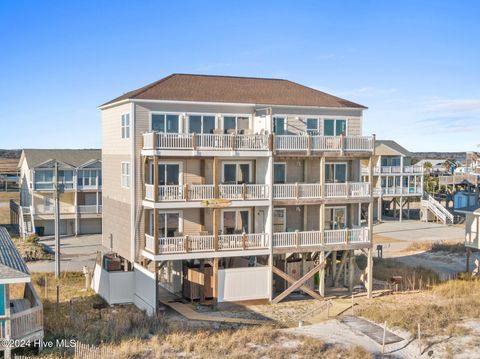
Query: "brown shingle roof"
101 74 367 109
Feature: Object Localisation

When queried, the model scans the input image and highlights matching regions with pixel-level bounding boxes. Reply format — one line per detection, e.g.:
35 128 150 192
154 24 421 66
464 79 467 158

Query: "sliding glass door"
324 119 346 136
324 207 346 230
223 162 252 184
325 163 347 183
152 114 179 133
189 114 215 134
222 209 250 234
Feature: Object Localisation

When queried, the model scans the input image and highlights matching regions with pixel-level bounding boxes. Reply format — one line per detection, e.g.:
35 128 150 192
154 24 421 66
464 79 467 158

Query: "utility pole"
54 161 62 279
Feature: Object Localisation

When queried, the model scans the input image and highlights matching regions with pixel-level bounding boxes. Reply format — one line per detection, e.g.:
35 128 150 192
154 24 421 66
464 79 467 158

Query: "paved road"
373 219 479 278
27 234 102 272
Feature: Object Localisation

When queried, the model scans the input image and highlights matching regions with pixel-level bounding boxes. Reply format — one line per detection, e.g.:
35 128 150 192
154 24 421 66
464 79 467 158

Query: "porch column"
153 155 159 255
366 247 373 298
319 250 325 296
74 187 78 236
367 153 374 298
265 155 274 301
349 250 355 291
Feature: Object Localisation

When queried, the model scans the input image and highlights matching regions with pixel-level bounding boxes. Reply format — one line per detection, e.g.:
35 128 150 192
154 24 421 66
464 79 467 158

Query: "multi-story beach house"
95 74 375 313
361 140 424 221
17 149 102 237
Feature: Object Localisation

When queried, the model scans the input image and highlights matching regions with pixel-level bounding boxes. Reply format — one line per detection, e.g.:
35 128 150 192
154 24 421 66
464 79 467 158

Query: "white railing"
145 233 269 254
34 205 76 214
218 184 269 200
324 183 347 198
10 306 43 339
21 206 31 215
374 187 423 196
422 193 454 224
189 184 215 200
272 183 322 199
145 184 155 200
219 233 269 250
273 228 370 248
362 165 424 175
77 205 102 213
145 234 155 253
158 185 183 201
274 135 374 152
324 182 370 198
144 132 269 151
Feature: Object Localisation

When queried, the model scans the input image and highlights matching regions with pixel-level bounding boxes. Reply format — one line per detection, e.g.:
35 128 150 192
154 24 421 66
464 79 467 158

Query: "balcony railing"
144 184 269 202
274 135 374 153
143 132 269 151
373 187 423 196
323 182 370 198
145 232 269 254
273 183 322 199
77 205 102 213
362 166 424 175
272 227 369 248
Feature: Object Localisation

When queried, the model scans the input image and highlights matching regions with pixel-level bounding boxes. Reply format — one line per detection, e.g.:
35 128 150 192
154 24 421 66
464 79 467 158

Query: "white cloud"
421 99 480 113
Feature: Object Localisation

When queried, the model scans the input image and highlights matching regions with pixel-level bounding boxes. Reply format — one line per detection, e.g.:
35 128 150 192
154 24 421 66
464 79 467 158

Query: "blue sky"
1 0 479 151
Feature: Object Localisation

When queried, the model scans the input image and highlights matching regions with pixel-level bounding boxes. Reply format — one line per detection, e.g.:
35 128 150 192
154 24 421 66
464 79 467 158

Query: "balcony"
77 205 102 214
144 184 269 202
272 182 370 200
362 166 424 175
143 132 270 152
274 135 374 154
145 232 269 255
0 284 43 345
373 187 423 196
272 227 369 250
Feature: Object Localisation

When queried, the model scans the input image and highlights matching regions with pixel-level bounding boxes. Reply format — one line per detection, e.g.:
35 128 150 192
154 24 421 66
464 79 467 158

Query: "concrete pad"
374 220 464 243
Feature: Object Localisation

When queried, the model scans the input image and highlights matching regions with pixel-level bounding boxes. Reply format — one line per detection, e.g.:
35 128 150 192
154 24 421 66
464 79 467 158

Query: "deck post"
331 250 337 286
367 247 373 298
399 197 403 222
212 257 219 309
349 250 355 291
319 251 325 296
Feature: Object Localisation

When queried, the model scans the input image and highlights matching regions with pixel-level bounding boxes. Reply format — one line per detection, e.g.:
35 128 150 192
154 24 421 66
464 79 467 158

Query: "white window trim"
305 117 321 134
274 162 287 184
121 161 131 189
221 113 252 132
155 210 183 237
273 116 288 134
221 161 253 183
220 208 252 234
157 161 183 186
121 113 131 139
149 112 184 133
322 117 348 136
186 113 217 134
273 208 286 232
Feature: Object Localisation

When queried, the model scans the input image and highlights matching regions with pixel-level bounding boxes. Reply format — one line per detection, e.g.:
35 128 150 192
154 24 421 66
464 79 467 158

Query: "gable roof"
21 149 101 169
101 74 367 109
376 140 412 157
0 227 30 284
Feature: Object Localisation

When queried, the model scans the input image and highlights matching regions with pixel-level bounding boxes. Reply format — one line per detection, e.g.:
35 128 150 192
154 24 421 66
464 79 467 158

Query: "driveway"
373 220 477 278
27 234 102 272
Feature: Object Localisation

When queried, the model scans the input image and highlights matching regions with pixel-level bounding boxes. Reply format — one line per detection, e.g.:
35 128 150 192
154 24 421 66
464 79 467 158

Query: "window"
58 170 74 190
34 170 54 190
223 116 249 134
151 114 179 133
158 212 180 237
121 114 130 139
324 207 346 230
273 208 286 232
121 162 130 188
381 156 401 167
222 162 251 184
158 163 181 185
325 163 347 183
306 118 319 135
78 170 98 188
324 119 346 136
274 163 286 184
222 209 250 234
188 114 215 134
273 117 286 135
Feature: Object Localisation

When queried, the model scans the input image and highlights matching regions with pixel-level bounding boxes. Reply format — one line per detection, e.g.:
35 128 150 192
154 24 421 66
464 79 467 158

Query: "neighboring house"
361 140 424 221
17 149 102 237
0 227 43 357
0 159 20 225
94 73 376 313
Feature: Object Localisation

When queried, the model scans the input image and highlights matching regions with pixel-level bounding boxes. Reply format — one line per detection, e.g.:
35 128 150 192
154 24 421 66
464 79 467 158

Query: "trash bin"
35 226 45 236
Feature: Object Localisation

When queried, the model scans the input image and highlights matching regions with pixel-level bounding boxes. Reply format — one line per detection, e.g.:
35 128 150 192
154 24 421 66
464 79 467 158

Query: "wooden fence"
74 341 118 359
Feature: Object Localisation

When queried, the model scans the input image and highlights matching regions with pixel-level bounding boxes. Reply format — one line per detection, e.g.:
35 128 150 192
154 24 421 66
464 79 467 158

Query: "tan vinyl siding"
102 103 132 156
347 117 362 136
305 159 320 183
284 206 304 232
182 208 202 235
184 159 203 184
285 160 304 183
103 197 131 258
306 205 320 231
